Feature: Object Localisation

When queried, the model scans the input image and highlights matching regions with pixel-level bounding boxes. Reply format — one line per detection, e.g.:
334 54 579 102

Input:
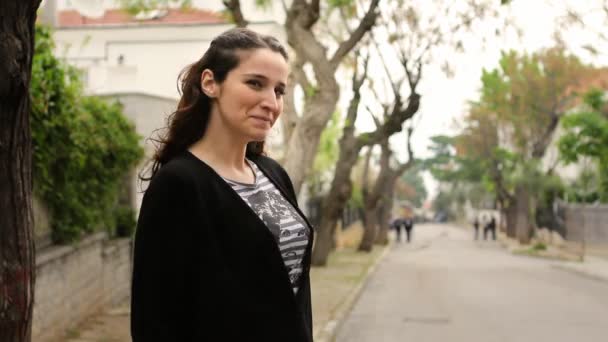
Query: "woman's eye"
275 88 286 97
247 80 263 88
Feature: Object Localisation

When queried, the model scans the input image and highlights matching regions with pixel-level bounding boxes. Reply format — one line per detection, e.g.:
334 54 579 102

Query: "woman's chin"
247 129 270 142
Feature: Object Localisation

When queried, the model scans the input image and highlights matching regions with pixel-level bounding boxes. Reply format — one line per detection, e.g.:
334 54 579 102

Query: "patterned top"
223 160 311 294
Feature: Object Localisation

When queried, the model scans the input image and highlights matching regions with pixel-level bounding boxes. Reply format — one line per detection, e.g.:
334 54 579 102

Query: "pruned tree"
0 1 43 341
428 47 597 243
224 0 381 195
396 166 427 208
311 0 512 263
479 48 592 242
361 129 415 250
310 42 421 263
559 89 608 202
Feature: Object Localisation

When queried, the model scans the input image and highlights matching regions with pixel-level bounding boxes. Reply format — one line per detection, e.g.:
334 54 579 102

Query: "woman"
131 28 314 342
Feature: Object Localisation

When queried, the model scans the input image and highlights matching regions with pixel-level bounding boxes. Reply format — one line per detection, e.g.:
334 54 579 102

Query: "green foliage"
254 0 272 9
117 0 191 15
532 242 547 251
31 25 144 243
481 49 588 156
558 89 608 202
563 168 601 203
398 167 427 207
305 85 319 99
114 206 138 237
308 110 343 196
432 191 455 217
349 182 363 208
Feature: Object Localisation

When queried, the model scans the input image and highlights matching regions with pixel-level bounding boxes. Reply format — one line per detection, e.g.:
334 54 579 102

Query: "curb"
314 242 393 342
551 264 608 283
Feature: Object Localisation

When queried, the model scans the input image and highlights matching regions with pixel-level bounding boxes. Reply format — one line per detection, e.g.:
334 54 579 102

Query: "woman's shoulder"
147 152 212 191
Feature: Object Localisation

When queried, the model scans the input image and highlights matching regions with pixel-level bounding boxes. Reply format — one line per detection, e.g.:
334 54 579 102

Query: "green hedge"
31 25 144 243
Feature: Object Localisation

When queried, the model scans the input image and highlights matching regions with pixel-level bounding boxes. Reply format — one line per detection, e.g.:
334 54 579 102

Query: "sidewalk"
495 231 608 283
60 221 389 342
551 255 608 283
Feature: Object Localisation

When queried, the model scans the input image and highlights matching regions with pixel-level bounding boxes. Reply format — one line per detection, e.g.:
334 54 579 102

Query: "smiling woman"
131 28 315 342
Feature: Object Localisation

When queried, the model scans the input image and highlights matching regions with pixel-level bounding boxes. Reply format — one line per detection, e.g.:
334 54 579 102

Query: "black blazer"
131 151 314 342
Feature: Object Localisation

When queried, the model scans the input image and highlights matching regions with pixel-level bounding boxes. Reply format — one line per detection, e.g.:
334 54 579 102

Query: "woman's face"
202 48 289 142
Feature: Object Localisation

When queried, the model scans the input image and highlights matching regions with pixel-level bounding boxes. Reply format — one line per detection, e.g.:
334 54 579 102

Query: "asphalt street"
336 223 608 342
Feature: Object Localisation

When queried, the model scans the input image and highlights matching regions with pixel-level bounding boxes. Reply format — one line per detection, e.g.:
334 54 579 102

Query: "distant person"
473 216 480 240
391 217 404 242
131 28 313 342
403 216 414 242
484 216 497 241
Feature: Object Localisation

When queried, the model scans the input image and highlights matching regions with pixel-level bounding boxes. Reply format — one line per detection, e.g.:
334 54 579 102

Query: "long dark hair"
142 28 288 181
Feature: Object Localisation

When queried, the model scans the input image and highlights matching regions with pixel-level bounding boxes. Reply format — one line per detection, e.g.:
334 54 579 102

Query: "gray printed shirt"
223 159 311 294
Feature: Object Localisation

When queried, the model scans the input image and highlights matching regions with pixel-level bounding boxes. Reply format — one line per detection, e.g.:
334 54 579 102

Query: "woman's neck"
188 118 254 182
190 136 248 169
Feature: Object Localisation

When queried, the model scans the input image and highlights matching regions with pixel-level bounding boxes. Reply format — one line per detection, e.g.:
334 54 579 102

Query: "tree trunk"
311 142 358 266
311 208 339 267
283 94 338 195
374 193 393 245
504 202 517 238
0 2 41 341
359 204 379 252
515 185 532 244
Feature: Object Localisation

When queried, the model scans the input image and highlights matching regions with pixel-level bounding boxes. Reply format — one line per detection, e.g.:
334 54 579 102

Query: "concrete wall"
33 233 132 342
563 204 608 257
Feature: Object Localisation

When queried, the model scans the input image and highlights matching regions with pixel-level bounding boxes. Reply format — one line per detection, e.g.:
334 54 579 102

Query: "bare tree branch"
343 53 370 138
223 0 248 27
397 126 415 174
369 29 401 97
364 103 383 129
281 59 302 144
330 0 380 68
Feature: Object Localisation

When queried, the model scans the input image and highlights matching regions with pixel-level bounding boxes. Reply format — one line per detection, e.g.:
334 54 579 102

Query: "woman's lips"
250 115 272 124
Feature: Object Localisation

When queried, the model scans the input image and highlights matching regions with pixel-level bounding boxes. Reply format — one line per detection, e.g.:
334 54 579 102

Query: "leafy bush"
114 206 138 238
532 242 547 251
31 25 144 243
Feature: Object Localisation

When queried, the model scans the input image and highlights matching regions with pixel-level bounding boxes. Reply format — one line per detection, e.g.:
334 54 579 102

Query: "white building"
42 0 287 211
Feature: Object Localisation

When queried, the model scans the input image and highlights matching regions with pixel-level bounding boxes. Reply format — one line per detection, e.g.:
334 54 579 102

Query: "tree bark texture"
311 61 367 266
310 143 358 265
504 202 517 238
280 0 380 195
374 180 398 246
0 1 41 341
359 131 414 252
515 185 532 244
359 150 391 252
359 205 379 252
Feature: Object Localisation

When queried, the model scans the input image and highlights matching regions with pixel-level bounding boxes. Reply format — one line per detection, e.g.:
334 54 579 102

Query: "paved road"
336 223 608 342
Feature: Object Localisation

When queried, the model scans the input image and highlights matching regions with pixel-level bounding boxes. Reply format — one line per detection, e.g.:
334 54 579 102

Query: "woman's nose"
260 89 280 113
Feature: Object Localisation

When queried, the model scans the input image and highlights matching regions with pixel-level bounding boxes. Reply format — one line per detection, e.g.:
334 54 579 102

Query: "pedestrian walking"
131 28 314 342
391 218 404 242
473 216 480 240
403 217 414 242
484 216 497 241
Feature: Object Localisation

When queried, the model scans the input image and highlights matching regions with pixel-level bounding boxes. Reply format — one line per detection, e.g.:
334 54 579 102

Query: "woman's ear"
201 69 217 98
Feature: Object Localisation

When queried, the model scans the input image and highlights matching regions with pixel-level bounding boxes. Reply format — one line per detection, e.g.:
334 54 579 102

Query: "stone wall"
33 233 132 342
